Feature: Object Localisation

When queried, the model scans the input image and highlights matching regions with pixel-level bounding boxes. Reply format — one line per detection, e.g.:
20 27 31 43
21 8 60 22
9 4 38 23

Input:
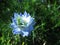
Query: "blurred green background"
0 0 60 45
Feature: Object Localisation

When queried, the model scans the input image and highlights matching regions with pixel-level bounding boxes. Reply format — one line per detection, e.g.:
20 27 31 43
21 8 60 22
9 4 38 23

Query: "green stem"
32 31 34 45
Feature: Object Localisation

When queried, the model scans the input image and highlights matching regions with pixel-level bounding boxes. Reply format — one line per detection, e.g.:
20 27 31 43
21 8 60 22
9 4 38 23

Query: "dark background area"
0 0 60 45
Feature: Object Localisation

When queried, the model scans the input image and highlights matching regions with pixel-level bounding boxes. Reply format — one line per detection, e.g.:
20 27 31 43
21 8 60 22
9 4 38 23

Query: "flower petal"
12 28 21 34
11 22 17 28
22 31 29 37
24 11 28 17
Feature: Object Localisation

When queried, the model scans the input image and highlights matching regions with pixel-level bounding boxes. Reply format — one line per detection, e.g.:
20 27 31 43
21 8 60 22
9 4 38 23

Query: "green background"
0 0 60 45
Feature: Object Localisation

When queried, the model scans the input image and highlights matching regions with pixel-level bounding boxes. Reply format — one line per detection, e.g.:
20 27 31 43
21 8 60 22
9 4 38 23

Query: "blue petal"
12 18 17 25
26 25 33 31
29 25 34 31
24 11 29 17
11 22 17 28
14 13 19 18
19 13 22 16
21 31 29 37
24 11 27 16
27 13 30 17
21 25 34 37
29 18 35 26
21 25 34 36
12 28 22 34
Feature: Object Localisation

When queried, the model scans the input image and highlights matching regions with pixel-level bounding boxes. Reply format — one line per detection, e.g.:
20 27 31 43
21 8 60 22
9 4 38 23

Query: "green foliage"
0 0 60 45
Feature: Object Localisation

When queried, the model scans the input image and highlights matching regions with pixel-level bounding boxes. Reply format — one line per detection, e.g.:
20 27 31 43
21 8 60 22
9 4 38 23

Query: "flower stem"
32 31 35 45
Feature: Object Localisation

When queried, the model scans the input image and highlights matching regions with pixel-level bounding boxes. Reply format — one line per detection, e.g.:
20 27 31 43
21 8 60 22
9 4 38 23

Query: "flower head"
11 11 35 37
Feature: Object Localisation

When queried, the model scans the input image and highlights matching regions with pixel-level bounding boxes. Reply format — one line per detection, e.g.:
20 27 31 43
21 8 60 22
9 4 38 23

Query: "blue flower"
11 11 35 37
